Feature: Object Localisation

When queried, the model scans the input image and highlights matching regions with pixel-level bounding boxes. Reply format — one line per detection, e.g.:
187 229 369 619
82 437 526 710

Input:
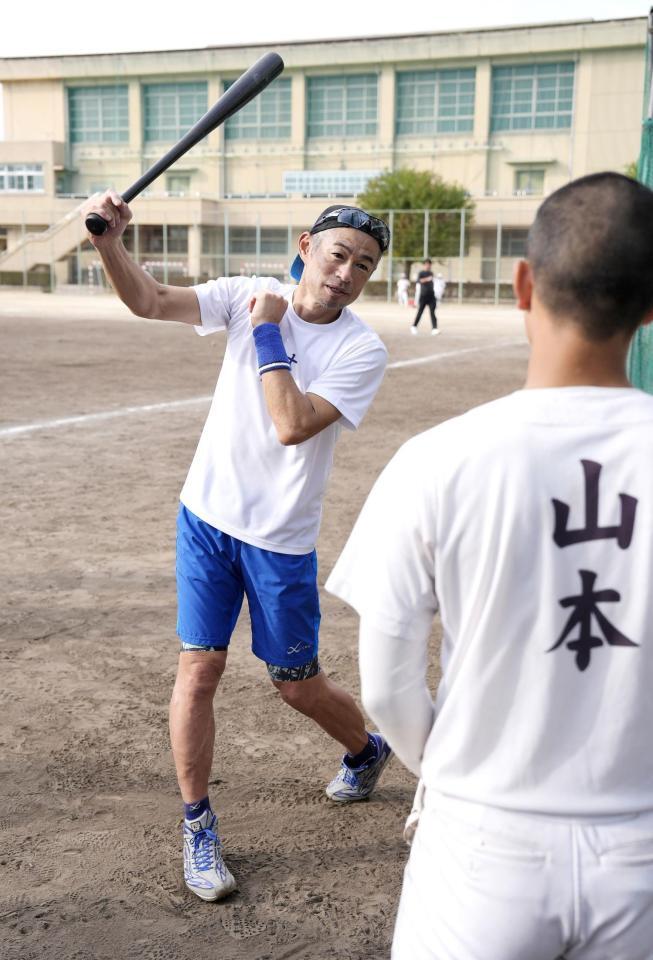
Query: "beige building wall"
2 79 66 141
581 47 644 174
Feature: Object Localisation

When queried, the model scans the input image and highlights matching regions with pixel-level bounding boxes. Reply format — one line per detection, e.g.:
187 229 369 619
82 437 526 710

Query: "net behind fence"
627 10 653 393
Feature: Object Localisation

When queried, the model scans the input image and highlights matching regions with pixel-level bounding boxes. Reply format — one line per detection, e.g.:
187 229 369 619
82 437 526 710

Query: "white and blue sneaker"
326 733 392 803
183 808 237 902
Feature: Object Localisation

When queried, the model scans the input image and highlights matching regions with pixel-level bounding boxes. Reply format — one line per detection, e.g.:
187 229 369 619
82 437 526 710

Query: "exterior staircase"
0 203 85 274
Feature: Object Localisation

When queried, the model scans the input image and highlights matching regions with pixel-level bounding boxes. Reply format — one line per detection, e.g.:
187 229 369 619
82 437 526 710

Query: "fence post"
458 208 466 304
255 213 261 276
50 218 56 292
386 210 395 303
494 214 502 306
224 211 230 277
192 210 199 285
423 209 429 259
163 219 169 285
22 212 27 288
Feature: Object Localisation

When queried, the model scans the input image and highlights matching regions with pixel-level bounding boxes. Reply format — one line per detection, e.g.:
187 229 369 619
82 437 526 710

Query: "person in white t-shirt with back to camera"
327 172 653 960
80 195 393 902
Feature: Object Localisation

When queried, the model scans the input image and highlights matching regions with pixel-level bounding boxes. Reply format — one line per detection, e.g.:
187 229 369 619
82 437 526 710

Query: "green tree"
357 169 475 272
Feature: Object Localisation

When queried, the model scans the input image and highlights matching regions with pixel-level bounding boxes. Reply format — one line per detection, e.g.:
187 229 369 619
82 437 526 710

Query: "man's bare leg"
273 670 368 755
169 649 227 802
272 670 392 801
170 649 237 902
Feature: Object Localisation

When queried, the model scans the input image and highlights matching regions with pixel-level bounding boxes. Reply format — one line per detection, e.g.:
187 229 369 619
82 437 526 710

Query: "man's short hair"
527 172 653 340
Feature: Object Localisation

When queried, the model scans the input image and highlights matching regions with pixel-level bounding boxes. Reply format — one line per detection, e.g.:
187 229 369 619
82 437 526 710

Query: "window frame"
0 163 45 193
68 85 129 144
224 76 292 141
143 81 208 143
306 74 378 139
491 62 575 133
395 68 476 136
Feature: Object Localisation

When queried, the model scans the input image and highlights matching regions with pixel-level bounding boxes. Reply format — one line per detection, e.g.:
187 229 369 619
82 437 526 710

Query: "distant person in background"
397 274 410 307
411 259 439 336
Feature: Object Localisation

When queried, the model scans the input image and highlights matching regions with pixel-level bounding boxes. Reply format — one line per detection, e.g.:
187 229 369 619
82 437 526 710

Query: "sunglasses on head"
311 207 391 253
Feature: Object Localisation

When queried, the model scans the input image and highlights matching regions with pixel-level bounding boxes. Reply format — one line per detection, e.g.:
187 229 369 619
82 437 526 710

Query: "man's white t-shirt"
180 275 387 555
327 388 653 815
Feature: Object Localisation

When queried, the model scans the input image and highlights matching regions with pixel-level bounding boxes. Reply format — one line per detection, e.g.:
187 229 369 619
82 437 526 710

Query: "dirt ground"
0 289 527 960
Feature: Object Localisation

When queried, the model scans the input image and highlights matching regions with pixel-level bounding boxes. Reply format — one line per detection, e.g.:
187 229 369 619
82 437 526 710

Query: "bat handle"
85 212 110 236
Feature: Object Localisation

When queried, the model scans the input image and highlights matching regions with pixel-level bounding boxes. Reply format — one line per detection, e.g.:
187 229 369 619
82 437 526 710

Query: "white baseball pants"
393 792 653 960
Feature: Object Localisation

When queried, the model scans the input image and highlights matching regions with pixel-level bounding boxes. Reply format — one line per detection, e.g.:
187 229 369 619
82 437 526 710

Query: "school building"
0 15 647 296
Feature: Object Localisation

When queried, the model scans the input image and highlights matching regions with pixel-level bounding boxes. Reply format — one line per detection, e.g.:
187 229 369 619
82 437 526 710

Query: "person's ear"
297 231 312 263
513 259 533 311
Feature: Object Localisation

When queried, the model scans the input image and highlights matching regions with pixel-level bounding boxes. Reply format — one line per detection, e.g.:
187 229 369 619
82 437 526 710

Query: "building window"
228 227 288 254
138 225 188 253
68 85 129 143
202 226 224 255
501 228 529 257
282 169 381 195
260 229 288 254
307 75 378 138
481 228 529 280
143 83 208 142
225 77 291 140
0 163 45 192
491 63 574 132
396 69 475 135
514 169 545 195
166 174 192 195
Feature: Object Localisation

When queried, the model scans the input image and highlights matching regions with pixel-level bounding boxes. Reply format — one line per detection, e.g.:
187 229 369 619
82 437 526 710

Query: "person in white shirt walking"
327 172 653 960
80 196 393 902
396 274 410 306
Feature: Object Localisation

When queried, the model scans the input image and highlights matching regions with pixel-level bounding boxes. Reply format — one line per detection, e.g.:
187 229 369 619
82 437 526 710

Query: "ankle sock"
184 796 211 821
344 733 377 769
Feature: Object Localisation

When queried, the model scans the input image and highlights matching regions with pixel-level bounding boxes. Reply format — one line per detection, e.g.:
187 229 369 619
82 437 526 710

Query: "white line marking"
0 338 526 439
387 338 524 370
0 396 213 438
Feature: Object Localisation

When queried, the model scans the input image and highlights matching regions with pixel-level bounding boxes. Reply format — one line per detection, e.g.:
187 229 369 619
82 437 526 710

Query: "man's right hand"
81 190 133 246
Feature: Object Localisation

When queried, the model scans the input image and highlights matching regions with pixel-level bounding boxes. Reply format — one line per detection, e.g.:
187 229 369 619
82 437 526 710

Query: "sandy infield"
0 291 526 960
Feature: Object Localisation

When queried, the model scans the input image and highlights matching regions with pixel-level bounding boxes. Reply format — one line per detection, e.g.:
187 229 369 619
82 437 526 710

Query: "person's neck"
291 286 342 325
524 321 631 389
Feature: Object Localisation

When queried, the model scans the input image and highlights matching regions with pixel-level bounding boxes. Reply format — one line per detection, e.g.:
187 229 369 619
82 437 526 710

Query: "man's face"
298 227 381 310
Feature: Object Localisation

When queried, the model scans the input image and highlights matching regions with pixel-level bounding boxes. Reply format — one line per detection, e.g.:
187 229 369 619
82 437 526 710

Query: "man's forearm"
249 295 341 444
359 618 435 779
95 239 161 318
260 371 330 445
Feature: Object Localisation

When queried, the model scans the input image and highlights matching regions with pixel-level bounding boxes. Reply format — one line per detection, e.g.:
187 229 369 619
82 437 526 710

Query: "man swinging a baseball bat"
80 191 393 902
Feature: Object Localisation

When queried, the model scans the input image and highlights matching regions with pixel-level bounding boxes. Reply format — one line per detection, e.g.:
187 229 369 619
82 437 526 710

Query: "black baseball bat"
85 51 284 236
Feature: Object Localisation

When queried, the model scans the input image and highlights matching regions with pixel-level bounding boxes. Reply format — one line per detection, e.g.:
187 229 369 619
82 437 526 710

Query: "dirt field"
0 289 527 960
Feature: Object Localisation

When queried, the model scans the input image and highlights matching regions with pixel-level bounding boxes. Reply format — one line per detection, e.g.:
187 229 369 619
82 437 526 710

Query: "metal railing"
0 206 523 304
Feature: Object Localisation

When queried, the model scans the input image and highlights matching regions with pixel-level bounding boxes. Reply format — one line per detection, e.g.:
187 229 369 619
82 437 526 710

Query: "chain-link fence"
0 205 526 304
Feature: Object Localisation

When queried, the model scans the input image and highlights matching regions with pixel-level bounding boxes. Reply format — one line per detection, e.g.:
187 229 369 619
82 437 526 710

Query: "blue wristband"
252 322 291 375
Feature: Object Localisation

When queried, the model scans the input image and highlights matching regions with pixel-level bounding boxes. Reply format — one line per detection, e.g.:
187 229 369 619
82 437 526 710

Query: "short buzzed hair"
527 172 653 340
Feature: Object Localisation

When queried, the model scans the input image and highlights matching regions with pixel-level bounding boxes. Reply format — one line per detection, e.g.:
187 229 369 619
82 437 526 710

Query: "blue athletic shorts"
176 504 321 669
